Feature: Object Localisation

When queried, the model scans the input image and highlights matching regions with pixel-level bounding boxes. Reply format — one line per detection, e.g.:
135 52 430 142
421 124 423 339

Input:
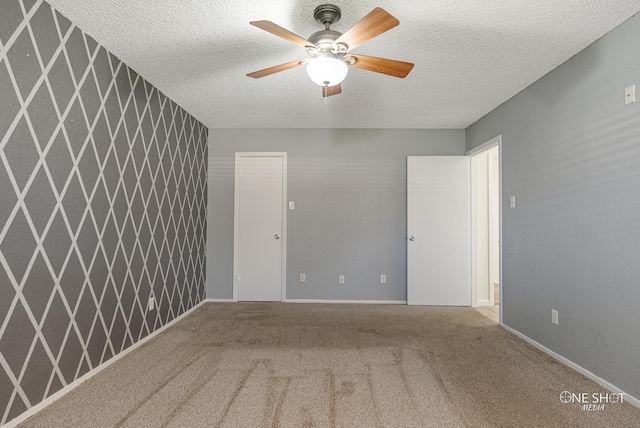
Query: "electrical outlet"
299 273 306 283
338 275 345 284
148 296 155 311
510 196 516 208
380 274 387 284
551 309 558 325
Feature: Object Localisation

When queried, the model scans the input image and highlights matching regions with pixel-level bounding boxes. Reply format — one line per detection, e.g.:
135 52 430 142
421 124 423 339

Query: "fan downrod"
313 4 341 28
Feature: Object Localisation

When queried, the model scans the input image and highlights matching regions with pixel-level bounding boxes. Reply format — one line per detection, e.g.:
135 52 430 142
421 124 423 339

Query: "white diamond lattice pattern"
0 1 208 424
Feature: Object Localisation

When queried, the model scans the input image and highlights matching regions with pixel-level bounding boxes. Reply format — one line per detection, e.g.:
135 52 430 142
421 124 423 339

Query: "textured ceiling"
47 0 640 129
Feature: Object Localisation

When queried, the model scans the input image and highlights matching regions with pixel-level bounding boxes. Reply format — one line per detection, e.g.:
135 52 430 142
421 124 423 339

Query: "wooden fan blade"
247 59 305 78
250 20 315 48
322 84 342 97
334 8 399 51
348 54 414 78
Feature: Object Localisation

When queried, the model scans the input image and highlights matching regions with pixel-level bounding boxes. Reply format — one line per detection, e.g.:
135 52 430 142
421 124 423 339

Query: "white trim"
497 139 503 324
204 299 409 305
285 299 407 305
468 135 502 324
502 324 640 409
233 152 287 303
232 154 240 302
465 135 502 157
470 153 479 308
477 299 491 307
2 301 206 428
487 155 499 308
281 154 288 302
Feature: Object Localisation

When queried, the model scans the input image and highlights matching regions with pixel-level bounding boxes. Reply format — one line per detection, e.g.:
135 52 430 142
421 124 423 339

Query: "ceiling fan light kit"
247 4 414 97
306 54 349 86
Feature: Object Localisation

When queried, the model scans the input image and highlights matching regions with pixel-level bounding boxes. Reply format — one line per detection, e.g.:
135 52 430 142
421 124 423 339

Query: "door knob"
409 236 415 241
274 234 280 239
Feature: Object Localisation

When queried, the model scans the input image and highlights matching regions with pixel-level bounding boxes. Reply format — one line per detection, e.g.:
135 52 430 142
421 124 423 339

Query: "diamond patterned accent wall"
0 1 208 424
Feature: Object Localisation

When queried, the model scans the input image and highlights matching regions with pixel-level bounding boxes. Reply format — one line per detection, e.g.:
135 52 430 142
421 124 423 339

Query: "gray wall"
466 14 640 398
0 0 207 424
207 129 465 301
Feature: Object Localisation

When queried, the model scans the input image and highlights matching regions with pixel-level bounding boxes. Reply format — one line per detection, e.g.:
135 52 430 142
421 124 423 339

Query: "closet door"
234 153 286 301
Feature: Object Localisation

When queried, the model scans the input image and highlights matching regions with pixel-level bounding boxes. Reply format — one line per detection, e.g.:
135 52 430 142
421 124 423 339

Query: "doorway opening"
468 137 501 323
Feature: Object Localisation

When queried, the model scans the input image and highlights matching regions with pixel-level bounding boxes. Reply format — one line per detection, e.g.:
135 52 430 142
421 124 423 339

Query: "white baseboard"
502 324 640 409
477 299 491 306
203 299 407 305
284 299 407 305
3 300 206 428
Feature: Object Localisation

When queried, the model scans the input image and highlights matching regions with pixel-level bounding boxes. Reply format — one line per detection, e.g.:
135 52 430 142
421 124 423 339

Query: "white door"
234 153 286 301
407 156 470 306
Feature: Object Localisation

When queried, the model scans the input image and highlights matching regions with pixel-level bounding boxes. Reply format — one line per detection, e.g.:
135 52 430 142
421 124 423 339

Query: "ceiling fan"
246 4 414 97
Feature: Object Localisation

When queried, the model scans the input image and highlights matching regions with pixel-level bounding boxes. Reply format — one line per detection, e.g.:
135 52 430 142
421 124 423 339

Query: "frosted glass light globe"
307 56 348 87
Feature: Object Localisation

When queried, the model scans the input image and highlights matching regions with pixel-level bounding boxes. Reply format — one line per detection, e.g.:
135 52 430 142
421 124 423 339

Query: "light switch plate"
510 196 516 208
625 85 635 105
289 201 295 210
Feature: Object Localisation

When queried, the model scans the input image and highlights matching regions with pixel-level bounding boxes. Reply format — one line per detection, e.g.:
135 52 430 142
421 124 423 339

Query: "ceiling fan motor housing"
308 29 342 49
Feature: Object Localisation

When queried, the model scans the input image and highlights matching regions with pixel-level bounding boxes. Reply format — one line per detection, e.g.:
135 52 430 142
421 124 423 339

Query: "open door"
407 156 470 306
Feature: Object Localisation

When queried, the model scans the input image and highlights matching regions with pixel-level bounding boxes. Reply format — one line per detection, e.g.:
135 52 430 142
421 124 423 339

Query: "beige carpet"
21 303 640 427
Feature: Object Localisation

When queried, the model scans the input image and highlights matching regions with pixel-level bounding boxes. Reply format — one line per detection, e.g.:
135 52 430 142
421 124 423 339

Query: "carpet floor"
21 302 640 427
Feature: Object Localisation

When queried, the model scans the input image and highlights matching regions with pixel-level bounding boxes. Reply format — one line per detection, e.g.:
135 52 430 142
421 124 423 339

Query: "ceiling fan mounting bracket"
313 4 342 28
344 55 357 65
333 42 349 53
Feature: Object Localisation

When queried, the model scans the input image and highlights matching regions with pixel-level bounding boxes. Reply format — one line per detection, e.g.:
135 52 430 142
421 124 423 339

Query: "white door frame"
467 136 502 323
233 152 287 302
488 151 500 306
